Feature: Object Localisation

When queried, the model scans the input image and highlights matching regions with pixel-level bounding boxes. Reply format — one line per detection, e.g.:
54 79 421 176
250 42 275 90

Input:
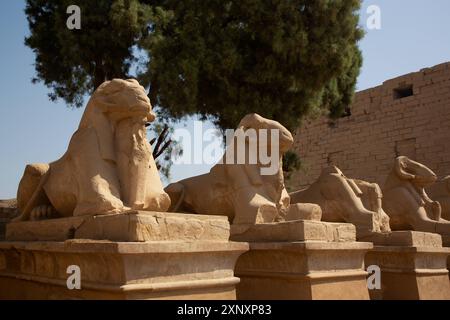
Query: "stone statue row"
12 79 450 242
291 157 450 239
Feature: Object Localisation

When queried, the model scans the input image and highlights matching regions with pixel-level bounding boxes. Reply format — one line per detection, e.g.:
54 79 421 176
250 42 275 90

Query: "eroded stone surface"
442 235 450 247
6 211 230 242
0 199 17 212
285 203 322 221
0 240 248 300
0 199 18 240
235 241 373 300
14 79 170 222
383 156 450 238
6 215 85 241
358 231 443 248
428 176 450 221
165 113 308 226
229 219 356 242
365 245 450 300
290 166 391 234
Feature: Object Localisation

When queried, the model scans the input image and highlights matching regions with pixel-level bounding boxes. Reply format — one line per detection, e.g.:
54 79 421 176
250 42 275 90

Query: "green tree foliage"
141 0 364 131
24 0 155 107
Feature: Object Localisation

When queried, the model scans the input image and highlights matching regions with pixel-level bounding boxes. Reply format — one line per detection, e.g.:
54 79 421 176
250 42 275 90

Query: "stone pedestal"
232 220 373 300
361 231 450 300
0 200 17 240
441 235 450 276
0 211 248 300
5 210 231 242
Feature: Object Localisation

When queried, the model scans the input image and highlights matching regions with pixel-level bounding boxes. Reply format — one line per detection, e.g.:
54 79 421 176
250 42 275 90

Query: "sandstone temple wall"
289 62 450 191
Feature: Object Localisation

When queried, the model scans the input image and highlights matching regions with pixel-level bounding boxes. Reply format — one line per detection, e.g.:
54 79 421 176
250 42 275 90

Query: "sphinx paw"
30 205 56 221
256 204 279 223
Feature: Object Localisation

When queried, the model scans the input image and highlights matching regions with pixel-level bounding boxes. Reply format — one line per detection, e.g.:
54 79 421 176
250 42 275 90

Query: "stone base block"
230 220 356 242
363 231 450 300
235 241 373 300
0 201 17 241
441 235 450 278
0 240 248 300
6 211 230 242
358 231 443 247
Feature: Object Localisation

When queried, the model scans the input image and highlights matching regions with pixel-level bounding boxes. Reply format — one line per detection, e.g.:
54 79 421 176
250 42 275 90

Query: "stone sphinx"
427 175 450 221
165 113 296 226
382 156 450 233
290 166 391 234
2 86 249 300
14 79 170 221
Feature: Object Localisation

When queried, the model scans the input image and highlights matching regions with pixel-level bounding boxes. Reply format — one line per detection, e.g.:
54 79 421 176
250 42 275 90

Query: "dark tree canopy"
142 0 364 131
24 0 155 107
25 0 363 130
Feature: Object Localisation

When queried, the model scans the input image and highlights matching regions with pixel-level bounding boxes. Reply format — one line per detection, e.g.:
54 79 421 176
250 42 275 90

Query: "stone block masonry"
288 62 450 190
0 199 17 240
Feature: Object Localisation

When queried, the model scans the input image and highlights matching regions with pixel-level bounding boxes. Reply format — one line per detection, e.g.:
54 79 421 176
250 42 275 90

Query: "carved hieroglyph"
427 176 450 221
382 156 450 233
290 166 391 233
165 113 296 225
14 79 170 221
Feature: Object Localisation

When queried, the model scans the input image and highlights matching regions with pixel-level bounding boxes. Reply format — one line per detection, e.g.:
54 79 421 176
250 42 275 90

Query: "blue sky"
1 0 450 198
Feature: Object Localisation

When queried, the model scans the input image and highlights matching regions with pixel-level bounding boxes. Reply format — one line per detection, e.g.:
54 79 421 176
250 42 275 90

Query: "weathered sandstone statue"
382 156 450 233
14 79 170 221
427 176 450 221
290 166 391 233
165 113 296 225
